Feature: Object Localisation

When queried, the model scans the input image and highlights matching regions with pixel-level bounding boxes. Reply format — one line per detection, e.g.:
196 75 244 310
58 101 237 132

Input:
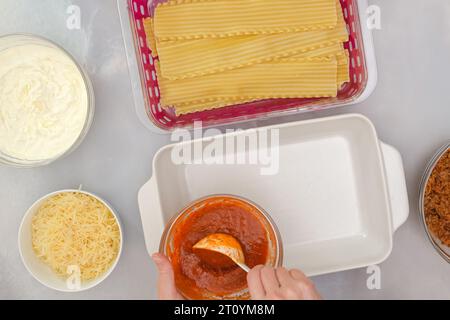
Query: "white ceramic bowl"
18 189 123 292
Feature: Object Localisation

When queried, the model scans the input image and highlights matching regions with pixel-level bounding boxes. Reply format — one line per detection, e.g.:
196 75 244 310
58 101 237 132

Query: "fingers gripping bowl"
159 195 283 300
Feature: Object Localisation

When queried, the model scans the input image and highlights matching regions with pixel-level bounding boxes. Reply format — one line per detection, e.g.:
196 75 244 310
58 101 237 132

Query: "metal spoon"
193 233 250 272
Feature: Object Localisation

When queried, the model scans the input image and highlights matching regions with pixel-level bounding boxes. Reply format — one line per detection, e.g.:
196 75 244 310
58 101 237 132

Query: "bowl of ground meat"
420 142 450 263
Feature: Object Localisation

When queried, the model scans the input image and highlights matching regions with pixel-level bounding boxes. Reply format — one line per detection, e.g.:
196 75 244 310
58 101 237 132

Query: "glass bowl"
419 141 450 263
0 34 95 167
159 194 283 300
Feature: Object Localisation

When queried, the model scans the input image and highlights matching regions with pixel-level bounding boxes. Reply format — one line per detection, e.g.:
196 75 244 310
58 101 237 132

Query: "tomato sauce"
168 196 269 299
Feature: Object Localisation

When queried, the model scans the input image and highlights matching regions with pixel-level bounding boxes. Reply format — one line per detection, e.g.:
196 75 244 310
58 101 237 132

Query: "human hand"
152 253 185 300
153 253 320 300
247 265 322 300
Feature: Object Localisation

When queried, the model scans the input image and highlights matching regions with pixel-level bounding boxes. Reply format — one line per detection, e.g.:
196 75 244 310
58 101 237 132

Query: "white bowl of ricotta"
0 34 94 167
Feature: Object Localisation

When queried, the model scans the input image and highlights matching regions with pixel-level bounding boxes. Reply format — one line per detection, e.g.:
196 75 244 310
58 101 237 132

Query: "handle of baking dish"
380 142 409 232
138 176 166 256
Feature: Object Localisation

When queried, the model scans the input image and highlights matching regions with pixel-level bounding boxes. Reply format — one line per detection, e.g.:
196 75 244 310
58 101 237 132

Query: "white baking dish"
138 114 409 276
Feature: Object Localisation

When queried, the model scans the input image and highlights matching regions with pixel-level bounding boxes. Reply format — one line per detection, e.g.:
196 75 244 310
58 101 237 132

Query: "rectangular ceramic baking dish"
138 114 409 276
118 0 378 133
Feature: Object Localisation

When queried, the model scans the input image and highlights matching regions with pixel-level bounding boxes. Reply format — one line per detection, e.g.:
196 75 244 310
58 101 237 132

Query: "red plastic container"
119 0 376 132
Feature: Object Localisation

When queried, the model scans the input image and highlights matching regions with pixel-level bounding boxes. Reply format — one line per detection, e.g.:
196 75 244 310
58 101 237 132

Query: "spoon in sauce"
193 233 251 272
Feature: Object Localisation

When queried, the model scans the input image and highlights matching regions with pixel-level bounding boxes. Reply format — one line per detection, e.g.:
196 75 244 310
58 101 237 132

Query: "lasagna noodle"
154 0 338 40
143 18 158 57
175 98 263 115
158 58 338 110
157 18 348 80
156 48 350 114
169 54 349 115
174 64 348 115
289 45 349 86
154 43 343 79
337 50 350 86
287 43 343 59
154 46 349 114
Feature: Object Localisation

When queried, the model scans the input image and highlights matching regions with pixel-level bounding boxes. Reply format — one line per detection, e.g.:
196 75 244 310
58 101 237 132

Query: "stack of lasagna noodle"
143 0 349 115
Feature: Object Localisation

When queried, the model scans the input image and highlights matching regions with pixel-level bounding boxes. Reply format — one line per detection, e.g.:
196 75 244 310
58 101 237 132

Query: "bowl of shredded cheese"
18 190 122 292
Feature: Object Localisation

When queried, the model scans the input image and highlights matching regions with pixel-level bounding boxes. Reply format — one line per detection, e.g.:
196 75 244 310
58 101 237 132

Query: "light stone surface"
0 0 449 299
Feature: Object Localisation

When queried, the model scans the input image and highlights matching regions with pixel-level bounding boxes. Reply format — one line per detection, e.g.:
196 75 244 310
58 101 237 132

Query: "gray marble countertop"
0 0 449 299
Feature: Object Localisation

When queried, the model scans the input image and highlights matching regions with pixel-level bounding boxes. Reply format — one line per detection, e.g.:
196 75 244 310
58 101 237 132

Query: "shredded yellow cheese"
31 192 121 282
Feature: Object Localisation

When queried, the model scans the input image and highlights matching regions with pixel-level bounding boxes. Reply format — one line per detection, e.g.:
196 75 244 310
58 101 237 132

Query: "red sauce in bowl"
166 196 272 299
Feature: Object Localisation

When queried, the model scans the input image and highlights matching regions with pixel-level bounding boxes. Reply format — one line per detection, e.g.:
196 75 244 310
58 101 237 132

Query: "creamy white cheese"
0 44 88 161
